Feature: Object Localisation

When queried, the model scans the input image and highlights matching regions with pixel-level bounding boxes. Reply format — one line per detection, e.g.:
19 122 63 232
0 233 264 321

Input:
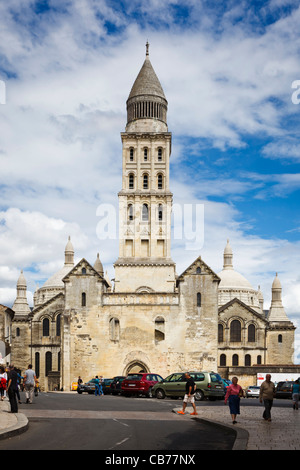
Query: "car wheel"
195 390 204 401
155 388 165 399
77 391 82 394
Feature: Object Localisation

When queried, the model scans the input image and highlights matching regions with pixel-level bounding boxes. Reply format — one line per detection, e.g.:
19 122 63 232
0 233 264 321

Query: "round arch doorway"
125 361 149 375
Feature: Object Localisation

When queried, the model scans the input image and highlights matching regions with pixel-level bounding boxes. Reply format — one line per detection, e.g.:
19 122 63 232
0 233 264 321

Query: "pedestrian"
16 371 23 404
177 372 198 415
259 374 275 421
7 365 18 413
23 364 37 404
0 366 7 401
3 366 8 399
99 376 104 396
224 376 243 424
292 379 299 410
94 376 101 396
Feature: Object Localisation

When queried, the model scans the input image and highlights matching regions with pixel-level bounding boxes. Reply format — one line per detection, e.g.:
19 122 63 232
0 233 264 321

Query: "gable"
177 256 220 283
219 298 268 324
30 292 65 321
62 258 108 286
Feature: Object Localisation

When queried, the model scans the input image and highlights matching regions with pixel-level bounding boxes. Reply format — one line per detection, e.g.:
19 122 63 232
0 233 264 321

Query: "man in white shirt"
23 364 37 404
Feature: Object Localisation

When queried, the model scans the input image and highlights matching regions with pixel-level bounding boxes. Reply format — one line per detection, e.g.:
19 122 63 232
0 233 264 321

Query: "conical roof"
127 53 166 101
17 270 27 287
94 253 104 275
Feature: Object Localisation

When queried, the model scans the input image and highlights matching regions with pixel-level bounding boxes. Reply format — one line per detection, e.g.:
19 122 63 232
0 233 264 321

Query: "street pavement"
0 394 299 450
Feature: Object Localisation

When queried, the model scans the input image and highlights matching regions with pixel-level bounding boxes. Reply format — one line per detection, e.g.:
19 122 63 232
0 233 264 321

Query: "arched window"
16 327 20 337
128 204 134 221
82 292 86 307
248 324 255 342
157 173 163 189
155 316 165 344
197 292 201 307
42 318 50 337
196 267 201 274
142 203 149 221
143 174 148 189
56 314 61 337
232 354 239 366
257 355 262 365
144 148 148 161
129 147 134 161
218 324 224 342
109 318 120 341
220 354 226 366
158 148 162 161
158 204 163 221
35 352 40 378
245 354 251 366
230 320 241 342
278 334 282 343
45 351 52 377
129 173 134 189
81 267 86 274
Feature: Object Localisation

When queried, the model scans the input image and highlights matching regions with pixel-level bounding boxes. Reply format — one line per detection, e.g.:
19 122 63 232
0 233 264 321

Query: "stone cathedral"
2 45 296 390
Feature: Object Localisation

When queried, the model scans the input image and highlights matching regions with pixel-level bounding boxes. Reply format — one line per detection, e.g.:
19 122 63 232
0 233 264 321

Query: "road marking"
113 418 130 427
20 409 185 421
108 436 131 450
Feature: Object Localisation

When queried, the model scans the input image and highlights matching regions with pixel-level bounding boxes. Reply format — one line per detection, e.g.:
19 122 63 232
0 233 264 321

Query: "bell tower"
114 43 176 293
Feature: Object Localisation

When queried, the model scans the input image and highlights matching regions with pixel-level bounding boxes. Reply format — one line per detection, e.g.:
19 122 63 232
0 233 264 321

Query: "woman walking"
224 376 243 424
292 379 299 410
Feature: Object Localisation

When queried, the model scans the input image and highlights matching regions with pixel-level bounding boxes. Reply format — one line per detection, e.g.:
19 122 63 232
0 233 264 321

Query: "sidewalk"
0 396 299 450
173 402 300 450
0 399 28 440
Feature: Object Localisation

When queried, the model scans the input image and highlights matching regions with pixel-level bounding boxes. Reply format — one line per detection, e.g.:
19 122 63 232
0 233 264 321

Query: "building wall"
218 300 268 368
266 325 295 364
59 258 220 389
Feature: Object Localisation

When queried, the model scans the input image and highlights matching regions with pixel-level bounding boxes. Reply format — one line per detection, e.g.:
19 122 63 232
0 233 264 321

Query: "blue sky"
0 0 300 360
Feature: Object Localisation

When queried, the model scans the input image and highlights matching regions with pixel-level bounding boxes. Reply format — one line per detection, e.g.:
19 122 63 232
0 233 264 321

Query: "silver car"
245 385 260 398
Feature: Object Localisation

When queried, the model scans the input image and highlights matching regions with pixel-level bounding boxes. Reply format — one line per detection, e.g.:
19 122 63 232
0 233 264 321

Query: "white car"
245 385 260 398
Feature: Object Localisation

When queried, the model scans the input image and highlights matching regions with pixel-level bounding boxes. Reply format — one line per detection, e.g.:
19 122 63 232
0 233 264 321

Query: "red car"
121 373 163 397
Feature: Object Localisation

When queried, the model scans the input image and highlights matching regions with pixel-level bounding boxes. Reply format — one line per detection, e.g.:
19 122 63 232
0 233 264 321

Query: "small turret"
93 253 104 276
267 273 290 322
12 270 31 316
64 236 74 266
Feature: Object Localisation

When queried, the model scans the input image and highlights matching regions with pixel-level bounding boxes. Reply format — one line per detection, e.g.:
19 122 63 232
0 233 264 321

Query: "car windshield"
126 374 143 380
210 373 223 383
278 381 293 389
191 373 205 381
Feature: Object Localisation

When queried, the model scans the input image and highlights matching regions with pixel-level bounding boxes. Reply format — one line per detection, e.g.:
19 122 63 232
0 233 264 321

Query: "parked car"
77 378 112 394
152 371 224 401
245 385 260 398
121 373 163 397
275 381 294 399
77 378 98 394
102 378 114 394
110 376 126 395
222 379 232 393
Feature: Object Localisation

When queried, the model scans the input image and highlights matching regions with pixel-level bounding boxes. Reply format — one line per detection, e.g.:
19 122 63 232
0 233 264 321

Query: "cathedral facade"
2 46 296 390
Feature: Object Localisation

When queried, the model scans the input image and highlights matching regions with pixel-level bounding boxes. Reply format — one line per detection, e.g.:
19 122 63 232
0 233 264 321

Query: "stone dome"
42 265 73 289
218 268 254 290
218 240 261 311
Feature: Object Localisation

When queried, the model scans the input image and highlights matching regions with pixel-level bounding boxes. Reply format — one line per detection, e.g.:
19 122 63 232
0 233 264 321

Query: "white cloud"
0 1 299 361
